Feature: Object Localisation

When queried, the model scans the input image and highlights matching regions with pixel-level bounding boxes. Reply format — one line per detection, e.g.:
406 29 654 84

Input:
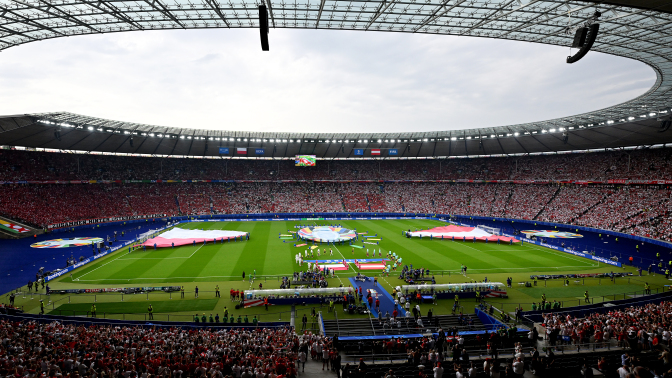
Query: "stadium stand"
2 148 672 182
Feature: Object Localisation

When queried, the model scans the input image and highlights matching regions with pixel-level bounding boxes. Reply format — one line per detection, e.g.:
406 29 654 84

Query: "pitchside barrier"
41 212 672 281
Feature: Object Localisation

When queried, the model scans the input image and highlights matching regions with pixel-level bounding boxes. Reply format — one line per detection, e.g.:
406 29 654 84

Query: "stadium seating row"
1 147 671 181
1 182 670 242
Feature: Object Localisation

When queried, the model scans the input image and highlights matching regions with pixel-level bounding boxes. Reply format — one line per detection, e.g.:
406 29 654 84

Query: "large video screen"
295 155 316 167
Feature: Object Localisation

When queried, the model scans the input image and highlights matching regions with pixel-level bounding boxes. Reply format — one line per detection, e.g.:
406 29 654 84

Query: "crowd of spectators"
2 182 671 241
0 319 299 378
3 148 672 242
2 148 672 182
542 301 672 350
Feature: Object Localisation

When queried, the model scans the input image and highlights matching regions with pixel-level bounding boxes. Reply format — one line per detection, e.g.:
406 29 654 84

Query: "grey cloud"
0 28 656 133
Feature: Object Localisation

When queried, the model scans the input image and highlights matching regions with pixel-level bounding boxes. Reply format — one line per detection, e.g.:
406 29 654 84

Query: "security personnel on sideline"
40 300 45 314
645 282 651 295
656 252 660 260
148 304 154 320
584 291 590 304
91 304 96 318
666 269 670 279
181 286 185 299
454 294 459 306
475 290 480 303
215 285 220 297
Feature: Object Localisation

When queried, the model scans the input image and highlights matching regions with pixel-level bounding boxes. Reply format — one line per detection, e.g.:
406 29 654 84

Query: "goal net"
477 225 501 235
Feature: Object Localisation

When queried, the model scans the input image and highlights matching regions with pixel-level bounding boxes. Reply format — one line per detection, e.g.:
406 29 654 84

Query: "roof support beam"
366 0 400 31
203 0 231 27
141 0 186 28
413 0 466 33
12 0 100 33
261 0 275 28
315 0 327 28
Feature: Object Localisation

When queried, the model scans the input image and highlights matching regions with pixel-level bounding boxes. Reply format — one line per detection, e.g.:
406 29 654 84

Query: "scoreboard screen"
295 155 316 167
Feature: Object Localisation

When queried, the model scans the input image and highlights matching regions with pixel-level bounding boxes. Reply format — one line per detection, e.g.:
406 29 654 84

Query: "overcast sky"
0 28 656 134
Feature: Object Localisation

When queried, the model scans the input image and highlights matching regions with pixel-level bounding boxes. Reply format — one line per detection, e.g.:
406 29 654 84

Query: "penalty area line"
525 244 599 267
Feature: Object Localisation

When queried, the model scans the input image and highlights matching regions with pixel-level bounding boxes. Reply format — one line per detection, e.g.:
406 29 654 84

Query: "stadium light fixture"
549 129 556 132
124 131 130 135
541 130 547 133
514 132 519 136
490 134 496 138
363 140 368 143
423 138 428 142
187 136 192 139
451 137 457 141
377 139 382 143
650 112 657 116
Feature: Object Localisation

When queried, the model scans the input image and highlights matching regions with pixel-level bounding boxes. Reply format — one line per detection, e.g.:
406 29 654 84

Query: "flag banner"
408 225 519 243
237 148 247 155
255 148 265 155
354 149 364 156
371 149 381 155
389 149 398 155
0 220 30 233
142 227 248 247
219 147 229 154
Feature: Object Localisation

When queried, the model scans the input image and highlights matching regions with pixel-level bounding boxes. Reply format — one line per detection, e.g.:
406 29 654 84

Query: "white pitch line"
75 251 131 280
76 245 205 280
118 257 190 260
525 244 598 267
439 265 596 273
74 274 293 282
187 244 205 258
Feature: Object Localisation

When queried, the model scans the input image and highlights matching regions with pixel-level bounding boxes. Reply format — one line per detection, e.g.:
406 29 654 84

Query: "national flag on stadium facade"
236 148 247 155
371 149 381 155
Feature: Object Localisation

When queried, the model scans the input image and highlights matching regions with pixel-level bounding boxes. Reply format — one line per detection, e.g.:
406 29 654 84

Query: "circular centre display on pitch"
297 226 357 242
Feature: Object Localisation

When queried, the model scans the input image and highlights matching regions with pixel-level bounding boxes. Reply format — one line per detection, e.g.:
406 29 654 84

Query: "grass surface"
9 219 668 319
51 299 218 316
60 219 599 284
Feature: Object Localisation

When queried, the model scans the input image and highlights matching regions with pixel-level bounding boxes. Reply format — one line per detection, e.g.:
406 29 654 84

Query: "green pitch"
14 218 661 319
60 219 598 285
51 299 218 316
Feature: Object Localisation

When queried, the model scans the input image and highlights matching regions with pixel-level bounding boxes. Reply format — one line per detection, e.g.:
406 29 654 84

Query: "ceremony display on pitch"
297 226 357 242
31 237 104 248
142 228 249 247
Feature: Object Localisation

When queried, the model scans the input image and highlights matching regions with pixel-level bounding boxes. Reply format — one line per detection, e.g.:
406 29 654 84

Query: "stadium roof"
1 0 672 157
